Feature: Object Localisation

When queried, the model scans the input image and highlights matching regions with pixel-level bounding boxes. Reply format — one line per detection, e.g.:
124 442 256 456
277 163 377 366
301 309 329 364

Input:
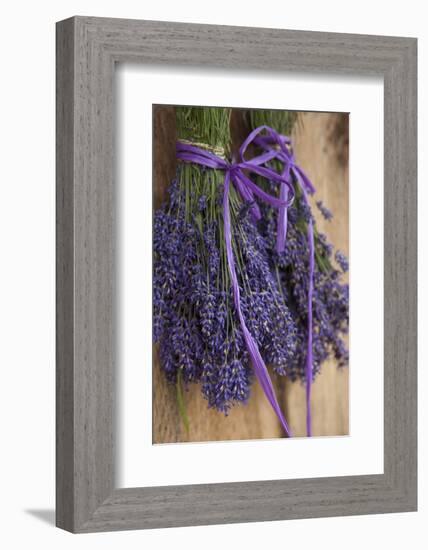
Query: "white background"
118 67 383 487
0 1 425 549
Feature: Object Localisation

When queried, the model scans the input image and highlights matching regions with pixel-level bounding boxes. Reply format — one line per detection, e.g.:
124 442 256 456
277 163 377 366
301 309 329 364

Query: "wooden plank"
56 17 75 531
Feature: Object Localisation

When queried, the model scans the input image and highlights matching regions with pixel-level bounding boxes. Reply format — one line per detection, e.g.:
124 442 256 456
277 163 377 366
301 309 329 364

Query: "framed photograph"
56 16 417 532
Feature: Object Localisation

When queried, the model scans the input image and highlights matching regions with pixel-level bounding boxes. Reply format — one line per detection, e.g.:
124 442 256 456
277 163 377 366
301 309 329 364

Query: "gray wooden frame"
56 16 417 533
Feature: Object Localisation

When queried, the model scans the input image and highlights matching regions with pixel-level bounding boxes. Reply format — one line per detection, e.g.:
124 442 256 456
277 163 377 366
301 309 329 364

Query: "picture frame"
56 16 417 533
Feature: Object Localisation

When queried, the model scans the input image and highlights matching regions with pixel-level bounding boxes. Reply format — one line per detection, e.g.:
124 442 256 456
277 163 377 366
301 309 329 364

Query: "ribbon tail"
276 165 291 253
293 166 315 437
276 184 288 254
223 172 292 437
306 219 314 437
241 322 292 436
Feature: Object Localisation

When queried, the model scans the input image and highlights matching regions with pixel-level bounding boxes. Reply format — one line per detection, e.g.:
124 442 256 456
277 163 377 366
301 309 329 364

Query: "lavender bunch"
154 165 298 413
154 107 298 414
246 109 349 382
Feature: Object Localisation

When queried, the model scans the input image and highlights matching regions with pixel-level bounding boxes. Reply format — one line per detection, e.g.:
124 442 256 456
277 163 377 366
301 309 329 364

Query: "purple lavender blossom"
316 200 333 221
335 250 349 272
198 195 207 211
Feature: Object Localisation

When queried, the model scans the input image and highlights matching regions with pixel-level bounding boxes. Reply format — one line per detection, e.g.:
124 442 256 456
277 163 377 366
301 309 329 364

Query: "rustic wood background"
152 106 349 443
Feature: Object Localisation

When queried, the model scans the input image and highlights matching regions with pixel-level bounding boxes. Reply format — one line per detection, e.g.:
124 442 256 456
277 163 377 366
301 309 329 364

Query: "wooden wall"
152 106 349 443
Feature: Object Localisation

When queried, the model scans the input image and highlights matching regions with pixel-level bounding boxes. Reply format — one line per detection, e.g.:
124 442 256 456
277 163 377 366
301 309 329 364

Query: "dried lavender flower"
335 250 349 273
316 200 333 221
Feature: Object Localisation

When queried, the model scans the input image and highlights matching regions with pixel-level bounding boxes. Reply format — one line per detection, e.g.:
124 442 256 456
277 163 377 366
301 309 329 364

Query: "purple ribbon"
177 126 295 436
253 134 316 437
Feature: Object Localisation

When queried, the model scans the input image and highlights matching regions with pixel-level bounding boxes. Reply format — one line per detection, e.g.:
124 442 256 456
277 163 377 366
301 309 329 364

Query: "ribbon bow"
176 125 315 437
